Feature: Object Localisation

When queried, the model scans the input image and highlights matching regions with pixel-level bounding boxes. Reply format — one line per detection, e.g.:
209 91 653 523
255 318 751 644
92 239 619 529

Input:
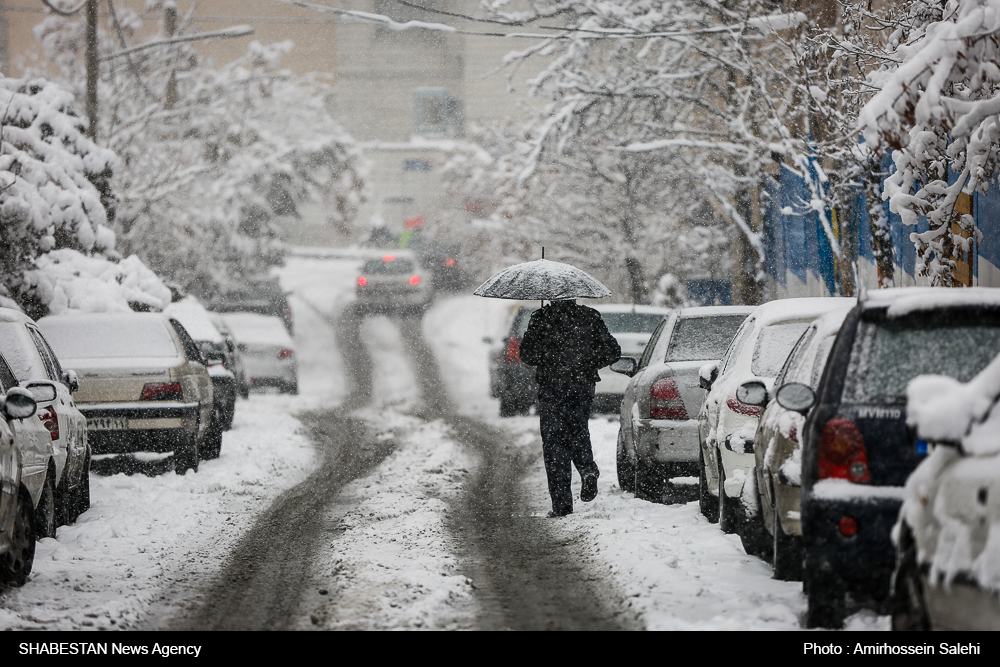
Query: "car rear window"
600 312 663 334
361 258 415 275
512 308 538 337
666 314 749 362
844 313 1000 402
752 322 811 377
39 318 179 360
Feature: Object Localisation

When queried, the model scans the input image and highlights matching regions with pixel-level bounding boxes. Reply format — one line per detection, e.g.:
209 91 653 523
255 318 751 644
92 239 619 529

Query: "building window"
414 89 464 138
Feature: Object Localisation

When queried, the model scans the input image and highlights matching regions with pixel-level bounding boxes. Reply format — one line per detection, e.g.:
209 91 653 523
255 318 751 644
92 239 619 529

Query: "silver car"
613 306 754 500
222 313 298 394
354 251 433 315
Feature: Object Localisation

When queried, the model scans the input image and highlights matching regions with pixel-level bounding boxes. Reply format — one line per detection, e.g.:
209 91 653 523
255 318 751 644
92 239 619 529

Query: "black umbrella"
473 259 612 300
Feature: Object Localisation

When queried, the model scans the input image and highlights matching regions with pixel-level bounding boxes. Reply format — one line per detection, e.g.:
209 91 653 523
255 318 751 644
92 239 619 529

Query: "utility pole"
164 2 178 108
85 0 98 140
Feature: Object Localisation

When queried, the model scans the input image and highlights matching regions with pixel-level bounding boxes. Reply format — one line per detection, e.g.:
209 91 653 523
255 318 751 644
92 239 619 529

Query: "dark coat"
519 300 621 385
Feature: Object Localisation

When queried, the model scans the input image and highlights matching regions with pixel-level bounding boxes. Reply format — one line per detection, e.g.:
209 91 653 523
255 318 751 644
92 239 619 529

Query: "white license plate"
87 417 128 431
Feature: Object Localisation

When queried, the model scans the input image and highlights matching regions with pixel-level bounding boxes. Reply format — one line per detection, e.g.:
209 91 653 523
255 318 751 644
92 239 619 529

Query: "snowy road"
0 250 886 631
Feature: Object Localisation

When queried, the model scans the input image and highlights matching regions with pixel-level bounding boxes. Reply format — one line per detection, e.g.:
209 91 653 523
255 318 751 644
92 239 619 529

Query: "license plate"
87 417 128 431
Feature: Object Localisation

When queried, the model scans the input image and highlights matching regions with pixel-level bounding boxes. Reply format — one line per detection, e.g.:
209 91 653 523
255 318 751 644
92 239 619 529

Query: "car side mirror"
3 387 37 420
204 352 225 366
61 369 79 394
699 361 720 390
737 380 769 408
610 357 638 377
775 382 816 414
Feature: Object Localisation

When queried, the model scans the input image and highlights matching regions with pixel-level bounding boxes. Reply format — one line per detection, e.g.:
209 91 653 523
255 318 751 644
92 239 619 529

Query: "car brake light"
838 517 858 537
383 255 396 262
650 378 688 419
38 407 59 441
141 382 183 401
726 394 762 417
410 275 421 285
278 348 294 360
357 276 367 286
445 258 456 267
505 335 521 364
818 417 870 482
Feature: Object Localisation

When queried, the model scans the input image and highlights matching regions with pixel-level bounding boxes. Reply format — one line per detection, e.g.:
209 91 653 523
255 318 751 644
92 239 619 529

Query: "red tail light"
726 394 762 417
505 335 521 364
357 276 367 286
445 258 456 267
838 517 858 537
38 407 59 441
141 382 183 401
278 348 294 360
818 418 870 482
650 378 688 420
410 275 421 285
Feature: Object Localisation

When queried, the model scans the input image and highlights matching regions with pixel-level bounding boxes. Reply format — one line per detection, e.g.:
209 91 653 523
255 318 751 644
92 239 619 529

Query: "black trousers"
538 383 598 514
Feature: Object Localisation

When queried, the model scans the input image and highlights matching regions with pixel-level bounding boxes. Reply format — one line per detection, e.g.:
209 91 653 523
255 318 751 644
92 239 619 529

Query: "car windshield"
0 322 44 381
845 312 1000 402
512 307 538 337
361 258 415 275
665 314 748 362
600 312 663 334
752 322 811 378
40 318 179 359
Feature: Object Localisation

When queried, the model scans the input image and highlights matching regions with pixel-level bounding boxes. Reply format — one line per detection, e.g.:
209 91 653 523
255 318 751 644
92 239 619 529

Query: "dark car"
211 276 293 335
790 287 1000 628
0 368 39 587
487 303 538 417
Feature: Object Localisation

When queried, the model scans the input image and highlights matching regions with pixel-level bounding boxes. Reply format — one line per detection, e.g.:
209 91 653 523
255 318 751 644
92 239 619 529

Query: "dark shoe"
581 474 598 502
547 509 572 518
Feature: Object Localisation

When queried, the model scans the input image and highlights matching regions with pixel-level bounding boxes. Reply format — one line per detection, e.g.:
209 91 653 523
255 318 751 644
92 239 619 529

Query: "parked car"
697 297 854 534
165 297 238 459
738 306 853 576
354 251 433 315
789 287 1000 628
0 308 90 531
890 351 1000 630
410 238 468 292
209 313 249 399
611 306 754 500
222 313 298 394
0 369 40 587
486 302 538 416
211 276 293 334
591 304 671 414
37 313 214 475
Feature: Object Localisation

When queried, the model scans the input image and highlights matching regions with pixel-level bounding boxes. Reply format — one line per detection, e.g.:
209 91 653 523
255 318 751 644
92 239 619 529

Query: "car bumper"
636 418 700 466
719 448 754 498
924 575 1000 631
79 402 200 454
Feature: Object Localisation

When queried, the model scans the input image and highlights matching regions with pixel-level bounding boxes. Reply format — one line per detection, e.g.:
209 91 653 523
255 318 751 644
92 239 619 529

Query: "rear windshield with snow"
751 322 810 378
601 313 664 334
844 313 1000 402
39 318 179 360
361 258 415 275
665 314 749 362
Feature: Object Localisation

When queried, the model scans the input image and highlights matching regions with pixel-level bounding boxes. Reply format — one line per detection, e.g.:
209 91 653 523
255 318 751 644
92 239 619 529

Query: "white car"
591 304 670 413
222 313 298 394
0 308 89 534
697 297 854 533
892 350 1000 630
612 306 754 500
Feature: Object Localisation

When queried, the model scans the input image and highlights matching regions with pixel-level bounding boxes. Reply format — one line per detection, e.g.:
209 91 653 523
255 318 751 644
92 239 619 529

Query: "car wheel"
34 471 56 539
772 501 803 581
717 452 740 534
55 463 72 528
805 558 846 629
635 459 665 502
0 487 36 587
499 394 519 418
890 523 930 631
616 430 635 493
73 450 91 521
201 422 223 460
174 433 200 475
738 481 770 559
699 447 718 523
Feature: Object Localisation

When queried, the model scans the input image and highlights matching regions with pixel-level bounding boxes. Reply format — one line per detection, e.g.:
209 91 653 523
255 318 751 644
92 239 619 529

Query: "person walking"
519 299 621 517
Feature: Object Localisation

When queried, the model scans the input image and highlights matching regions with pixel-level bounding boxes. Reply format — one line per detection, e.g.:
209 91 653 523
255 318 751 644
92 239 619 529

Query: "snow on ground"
423 293 888 631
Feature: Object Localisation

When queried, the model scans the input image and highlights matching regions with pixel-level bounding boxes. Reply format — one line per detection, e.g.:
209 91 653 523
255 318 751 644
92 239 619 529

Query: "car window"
638 318 668 369
169 320 204 364
600 312 664 334
775 326 816 387
41 318 180 359
512 307 538 337
26 326 61 381
721 317 754 376
844 312 1000 403
0 353 17 391
752 322 811 378
665 314 749 363
0 322 49 381
810 335 837 388
361 257 415 275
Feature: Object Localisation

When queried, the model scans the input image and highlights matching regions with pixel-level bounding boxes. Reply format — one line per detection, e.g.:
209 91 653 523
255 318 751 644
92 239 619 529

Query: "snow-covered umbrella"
473 259 612 300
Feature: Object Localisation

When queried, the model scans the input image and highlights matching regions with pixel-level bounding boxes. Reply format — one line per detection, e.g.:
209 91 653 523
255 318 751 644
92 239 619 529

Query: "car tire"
73 450 91 521
699 447 718 523
616 430 635 493
890 523 930 631
0 487 36 587
635 459 665 502
717 451 740 534
34 470 56 539
805 558 846 629
499 394 520 418
738 482 771 559
174 433 200 475
55 463 72 528
201 423 223 460
772 501 803 581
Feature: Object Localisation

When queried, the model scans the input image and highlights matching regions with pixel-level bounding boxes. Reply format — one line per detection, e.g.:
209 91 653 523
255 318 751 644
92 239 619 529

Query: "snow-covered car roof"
37 312 182 362
752 296 856 326
222 312 294 347
164 297 224 343
862 286 1000 317
675 305 757 318
0 307 34 325
591 304 670 315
